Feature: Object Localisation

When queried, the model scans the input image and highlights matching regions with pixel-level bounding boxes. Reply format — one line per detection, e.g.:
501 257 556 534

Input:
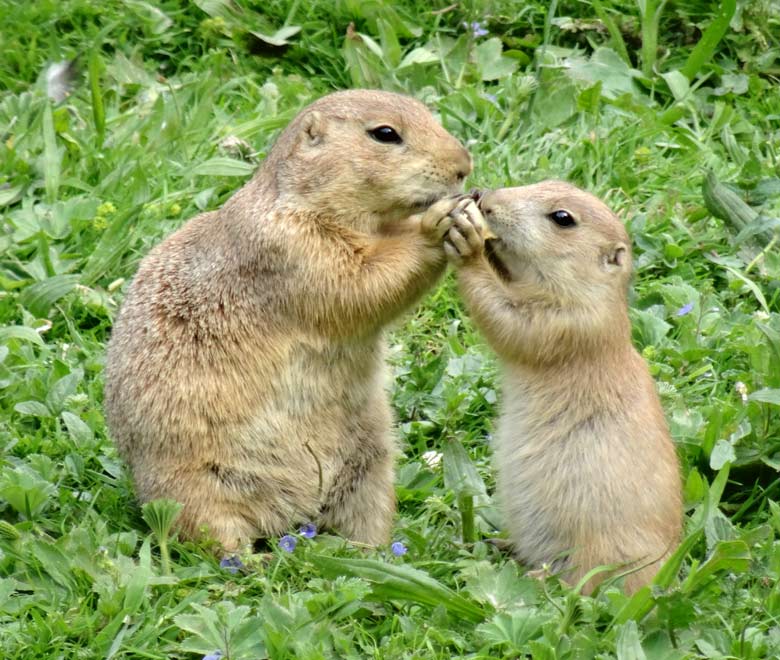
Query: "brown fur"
103 90 472 551
444 183 682 594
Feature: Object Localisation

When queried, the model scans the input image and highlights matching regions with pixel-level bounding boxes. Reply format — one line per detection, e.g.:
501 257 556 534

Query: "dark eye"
549 210 576 227
368 125 403 144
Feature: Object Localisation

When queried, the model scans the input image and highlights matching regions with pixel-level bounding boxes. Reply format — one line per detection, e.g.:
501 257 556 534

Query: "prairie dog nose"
452 145 472 184
479 190 497 216
479 188 517 216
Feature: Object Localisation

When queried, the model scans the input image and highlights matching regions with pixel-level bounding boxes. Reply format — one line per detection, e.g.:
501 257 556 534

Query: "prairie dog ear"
601 241 629 273
300 110 325 146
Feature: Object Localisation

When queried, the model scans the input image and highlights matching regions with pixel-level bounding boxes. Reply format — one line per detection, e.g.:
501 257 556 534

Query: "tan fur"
103 90 472 551
445 182 682 594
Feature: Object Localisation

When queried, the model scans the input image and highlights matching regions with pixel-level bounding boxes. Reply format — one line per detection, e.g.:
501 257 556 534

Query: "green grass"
1 0 780 657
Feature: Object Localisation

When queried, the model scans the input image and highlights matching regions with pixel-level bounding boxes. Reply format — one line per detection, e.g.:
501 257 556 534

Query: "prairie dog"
445 182 682 594
104 90 472 551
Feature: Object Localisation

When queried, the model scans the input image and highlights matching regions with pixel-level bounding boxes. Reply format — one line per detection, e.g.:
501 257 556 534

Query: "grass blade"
591 0 631 67
681 0 737 80
89 49 106 148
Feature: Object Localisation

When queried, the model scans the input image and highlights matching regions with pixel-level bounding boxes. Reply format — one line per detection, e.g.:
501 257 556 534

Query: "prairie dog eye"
549 209 576 228
368 125 403 144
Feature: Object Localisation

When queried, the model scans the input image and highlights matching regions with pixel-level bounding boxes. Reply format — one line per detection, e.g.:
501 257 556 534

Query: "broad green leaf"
683 468 706 505
175 601 267 658
18 274 79 318
734 215 780 244
615 620 647 660
0 326 45 347
82 205 142 284
532 79 578 129
709 439 736 471
376 18 402 67
768 500 780 535
749 388 780 405
14 401 52 417
192 0 241 20
476 609 547 650
125 0 173 35
577 81 603 114
681 540 750 593
176 605 233 653
312 554 487 622
661 70 689 101
47 369 83 413
631 307 672 347
443 436 485 499
460 561 536 611
29 539 73 587
723 265 770 313
190 157 255 177
568 47 640 99
474 38 517 81
0 468 57 518
61 411 94 447
343 27 383 88
0 184 23 208
398 46 438 68
716 73 749 95
123 556 151 614
248 25 301 47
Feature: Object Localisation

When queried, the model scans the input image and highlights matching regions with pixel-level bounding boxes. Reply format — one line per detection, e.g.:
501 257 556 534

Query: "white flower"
422 450 442 469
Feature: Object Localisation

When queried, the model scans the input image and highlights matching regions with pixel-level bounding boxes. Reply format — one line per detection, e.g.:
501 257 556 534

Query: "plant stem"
160 538 170 575
459 493 475 543
745 234 778 274
639 0 668 77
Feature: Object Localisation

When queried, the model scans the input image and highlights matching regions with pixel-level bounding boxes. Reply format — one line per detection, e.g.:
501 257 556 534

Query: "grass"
1 0 780 657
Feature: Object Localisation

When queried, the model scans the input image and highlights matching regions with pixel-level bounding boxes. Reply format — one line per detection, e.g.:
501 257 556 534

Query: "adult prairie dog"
104 89 472 551
445 182 682 594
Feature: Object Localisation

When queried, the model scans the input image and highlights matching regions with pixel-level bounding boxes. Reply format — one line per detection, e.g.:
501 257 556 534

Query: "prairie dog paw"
417 196 462 243
444 200 485 265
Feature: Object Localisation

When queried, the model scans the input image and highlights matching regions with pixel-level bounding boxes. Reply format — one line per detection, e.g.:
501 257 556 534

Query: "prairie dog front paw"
444 200 485 265
415 196 464 244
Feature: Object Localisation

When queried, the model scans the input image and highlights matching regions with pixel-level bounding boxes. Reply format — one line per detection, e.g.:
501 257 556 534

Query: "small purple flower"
463 21 489 38
203 651 223 660
299 522 317 539
219 555 244 574
675 302 694 317
481 93 498 106
391 541 408 556
279 534 297 552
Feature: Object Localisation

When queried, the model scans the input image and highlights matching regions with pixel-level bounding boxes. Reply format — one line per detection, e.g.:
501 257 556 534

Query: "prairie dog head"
264 89 472 226
479 181 631 303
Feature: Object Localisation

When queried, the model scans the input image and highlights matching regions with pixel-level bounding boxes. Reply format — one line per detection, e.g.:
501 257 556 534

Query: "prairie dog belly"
234 334 393 498
494 378 626 566
494 397 581 567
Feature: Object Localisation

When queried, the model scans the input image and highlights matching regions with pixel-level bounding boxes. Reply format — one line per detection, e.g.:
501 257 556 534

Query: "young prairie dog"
445 182 682 594
104 90 472 552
